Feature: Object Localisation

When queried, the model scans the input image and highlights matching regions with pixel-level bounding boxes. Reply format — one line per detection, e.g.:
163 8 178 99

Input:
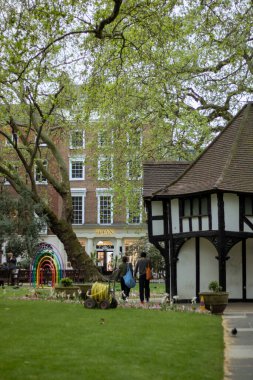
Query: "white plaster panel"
244 216 253 232
226 242 242 299
192 217 199 231
171 199 179 233
201 216 209 230
199 238 219 292
151 201 163 216
152 220 164 235
224 193 239 232
246 239 253 298
211 193 218 230
182 218 189 232
177 238 196 299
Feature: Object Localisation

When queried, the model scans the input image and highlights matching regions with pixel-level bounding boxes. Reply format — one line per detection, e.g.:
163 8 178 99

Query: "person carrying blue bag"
117 256 135 300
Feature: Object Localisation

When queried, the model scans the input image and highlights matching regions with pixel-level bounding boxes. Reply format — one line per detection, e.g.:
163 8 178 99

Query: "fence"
0 269 89 286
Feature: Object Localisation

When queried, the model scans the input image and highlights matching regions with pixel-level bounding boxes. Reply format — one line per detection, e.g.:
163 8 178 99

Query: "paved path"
223 303 253 380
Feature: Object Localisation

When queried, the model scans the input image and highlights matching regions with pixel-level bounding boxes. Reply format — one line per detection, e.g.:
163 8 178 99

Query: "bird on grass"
100 318 105 325
231 328 237 336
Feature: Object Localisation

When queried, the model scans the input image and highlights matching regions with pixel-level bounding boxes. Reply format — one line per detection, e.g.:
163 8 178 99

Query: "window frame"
244 196 253 216
96 188 113 225
69 130 85 149
98 155 113 180
71 188 86 225
35 160 48 184
127 196 142 225
35 213 48 235
180 196 210 218
69 156 85 180
5 133 19 147
127 159 142 180
98 130 113 148
126 129 143 146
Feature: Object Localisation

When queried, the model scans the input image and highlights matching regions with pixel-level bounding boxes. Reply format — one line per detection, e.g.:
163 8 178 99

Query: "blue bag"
123 265 136 288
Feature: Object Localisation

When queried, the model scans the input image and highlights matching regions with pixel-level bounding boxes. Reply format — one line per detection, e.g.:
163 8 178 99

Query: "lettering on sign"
96 229 114 235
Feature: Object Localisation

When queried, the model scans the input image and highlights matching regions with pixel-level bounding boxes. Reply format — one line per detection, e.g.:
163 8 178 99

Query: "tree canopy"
0 189 47 263
0 0 252 271
84 0 253 159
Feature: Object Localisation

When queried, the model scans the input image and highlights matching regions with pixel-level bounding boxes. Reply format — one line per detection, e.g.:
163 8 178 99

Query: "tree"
84 0 253 162
0 1 127 276
0 189 47 263
0 0 252 276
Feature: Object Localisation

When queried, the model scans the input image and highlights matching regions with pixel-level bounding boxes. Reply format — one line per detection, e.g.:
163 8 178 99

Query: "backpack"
123 264 136 288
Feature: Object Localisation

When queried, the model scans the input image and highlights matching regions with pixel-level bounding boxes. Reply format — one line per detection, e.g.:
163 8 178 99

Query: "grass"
115 279 166 296
0 286 224 380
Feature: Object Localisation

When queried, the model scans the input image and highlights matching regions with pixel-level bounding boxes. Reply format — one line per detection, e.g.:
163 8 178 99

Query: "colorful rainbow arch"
30 242 66 287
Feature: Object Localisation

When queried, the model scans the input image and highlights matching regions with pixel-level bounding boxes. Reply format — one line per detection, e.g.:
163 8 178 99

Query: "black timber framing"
217 192 226 290
146 192 253 301
146 199 176 296
178 195 212 233
242 239 246 301
196 237 200 298
167 199 178 296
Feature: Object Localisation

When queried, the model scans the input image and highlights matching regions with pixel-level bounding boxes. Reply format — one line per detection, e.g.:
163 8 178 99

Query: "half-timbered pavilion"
143 103 253 301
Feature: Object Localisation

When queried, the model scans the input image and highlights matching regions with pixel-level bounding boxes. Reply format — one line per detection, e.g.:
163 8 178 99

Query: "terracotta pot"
199 292 229 314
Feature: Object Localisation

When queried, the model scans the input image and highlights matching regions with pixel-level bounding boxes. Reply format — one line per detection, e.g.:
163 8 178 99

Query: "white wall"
177 238 219 299
226 242 242 299
151 201 164 236
151 201 163 216
199 238 219 292
171 199 180 233
202 216 209 230
211 194 218 230
246 239 253 298
152 220 164 235
182 218 189 233
224 193 239 231
244 216 253 233
177 239 196 299
40 235 68 267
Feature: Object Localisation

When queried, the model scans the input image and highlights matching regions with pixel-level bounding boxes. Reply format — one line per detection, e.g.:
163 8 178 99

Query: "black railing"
0 269 109 286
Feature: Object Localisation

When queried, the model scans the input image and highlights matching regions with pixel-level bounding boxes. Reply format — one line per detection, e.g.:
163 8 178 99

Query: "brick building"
25 124 147 272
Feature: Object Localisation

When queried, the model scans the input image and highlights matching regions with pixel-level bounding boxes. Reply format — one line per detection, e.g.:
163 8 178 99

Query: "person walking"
7 252 17 286
134 252 152 304
117 256 133 300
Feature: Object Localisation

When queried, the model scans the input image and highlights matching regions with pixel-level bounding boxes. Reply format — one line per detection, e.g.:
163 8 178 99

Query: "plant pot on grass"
199 281 229 315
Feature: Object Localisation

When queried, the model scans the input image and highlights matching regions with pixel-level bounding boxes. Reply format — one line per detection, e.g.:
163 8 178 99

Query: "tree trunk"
49 218 103 281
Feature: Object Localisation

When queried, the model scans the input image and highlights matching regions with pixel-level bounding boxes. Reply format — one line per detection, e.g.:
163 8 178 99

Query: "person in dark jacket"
7 252 17 286
134 252 152 304
117 256 133 300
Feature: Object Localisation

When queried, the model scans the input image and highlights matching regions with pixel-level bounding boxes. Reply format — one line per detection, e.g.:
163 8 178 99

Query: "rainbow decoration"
30 242 65 287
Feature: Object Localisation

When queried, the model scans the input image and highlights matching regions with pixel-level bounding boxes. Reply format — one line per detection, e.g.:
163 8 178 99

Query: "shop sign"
96 229 114 235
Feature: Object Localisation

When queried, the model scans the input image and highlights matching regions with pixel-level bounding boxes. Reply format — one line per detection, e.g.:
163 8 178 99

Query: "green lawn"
0 287 224 380
114 279 166 296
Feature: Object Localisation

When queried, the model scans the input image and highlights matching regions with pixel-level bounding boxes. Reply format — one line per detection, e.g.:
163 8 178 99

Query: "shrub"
208 281 222 292
60 277 73 287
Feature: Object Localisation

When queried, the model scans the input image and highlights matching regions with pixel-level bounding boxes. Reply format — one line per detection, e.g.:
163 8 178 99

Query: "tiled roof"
143 161 189 197
156 103 253 196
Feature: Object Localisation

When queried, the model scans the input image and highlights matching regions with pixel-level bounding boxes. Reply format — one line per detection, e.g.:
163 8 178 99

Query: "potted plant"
199 280 229 314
